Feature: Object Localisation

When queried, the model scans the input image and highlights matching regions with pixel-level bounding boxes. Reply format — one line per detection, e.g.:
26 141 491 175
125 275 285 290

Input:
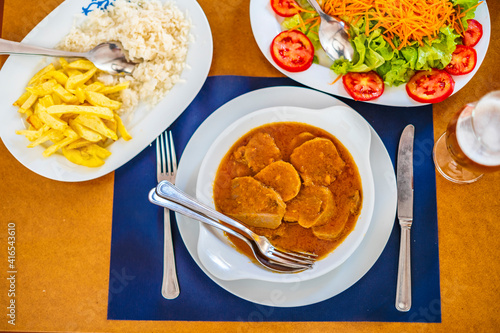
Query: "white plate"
0 0 213 182
195 105 375 282
249 0 490 107
175 86 397 307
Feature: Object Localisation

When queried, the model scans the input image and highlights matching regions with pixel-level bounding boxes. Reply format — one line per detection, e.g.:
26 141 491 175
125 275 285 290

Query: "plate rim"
0 0 213 182
174 85 397 307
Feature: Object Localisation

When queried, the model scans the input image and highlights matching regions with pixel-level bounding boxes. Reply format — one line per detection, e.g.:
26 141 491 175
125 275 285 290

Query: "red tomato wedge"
342 71 384 101
463 19 483 47
270 0 301 17
270 30 314 72
406 69 455 103
445 45 477 75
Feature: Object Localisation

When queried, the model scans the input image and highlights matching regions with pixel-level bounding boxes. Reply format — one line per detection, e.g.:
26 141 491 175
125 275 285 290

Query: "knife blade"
395 124 414 312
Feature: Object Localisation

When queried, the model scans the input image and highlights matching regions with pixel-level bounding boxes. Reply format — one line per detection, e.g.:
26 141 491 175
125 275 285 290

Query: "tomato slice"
463 19 483 47
341 71 384 101
270 30 314 72
406 69 455 103
445 45 477 75
270 0 301 17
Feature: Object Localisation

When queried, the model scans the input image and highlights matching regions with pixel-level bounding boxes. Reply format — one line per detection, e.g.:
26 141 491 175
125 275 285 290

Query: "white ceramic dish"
249 0 491 107
175 86 397 306
0 0 213 182
195 105 375 282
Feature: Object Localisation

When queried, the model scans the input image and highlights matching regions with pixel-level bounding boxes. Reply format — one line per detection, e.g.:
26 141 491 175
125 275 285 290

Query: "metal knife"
395 124 415 312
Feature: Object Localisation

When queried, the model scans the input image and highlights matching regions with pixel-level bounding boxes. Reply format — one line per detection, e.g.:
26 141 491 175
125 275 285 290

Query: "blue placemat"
108 75 440 322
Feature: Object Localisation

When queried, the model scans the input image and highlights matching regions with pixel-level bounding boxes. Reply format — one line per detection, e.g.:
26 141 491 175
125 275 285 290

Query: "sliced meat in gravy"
283 185 336 228
223 176 286 229
312 190 361 241
290 137 346 186
233 132 282 173
254 161 301 201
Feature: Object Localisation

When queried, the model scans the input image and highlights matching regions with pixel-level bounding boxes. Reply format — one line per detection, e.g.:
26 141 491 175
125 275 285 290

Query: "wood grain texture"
0 0 498 332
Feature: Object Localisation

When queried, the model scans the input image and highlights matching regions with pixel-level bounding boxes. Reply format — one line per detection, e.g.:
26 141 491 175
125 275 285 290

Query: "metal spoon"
305 0 354 61
0 38 137 75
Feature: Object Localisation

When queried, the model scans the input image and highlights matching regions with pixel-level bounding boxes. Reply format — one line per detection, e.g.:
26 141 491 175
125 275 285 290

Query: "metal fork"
149 180 318 272
156 131 180 299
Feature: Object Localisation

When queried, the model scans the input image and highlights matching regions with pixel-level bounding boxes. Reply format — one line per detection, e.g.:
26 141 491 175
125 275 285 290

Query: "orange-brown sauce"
213 122 363 260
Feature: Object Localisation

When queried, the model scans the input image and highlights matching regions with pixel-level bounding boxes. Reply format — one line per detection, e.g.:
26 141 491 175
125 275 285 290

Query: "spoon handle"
0 38 85 58
155 180 257 240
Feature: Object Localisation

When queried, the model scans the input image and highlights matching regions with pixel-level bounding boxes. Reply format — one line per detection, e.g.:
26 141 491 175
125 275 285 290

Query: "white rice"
59 0 190 115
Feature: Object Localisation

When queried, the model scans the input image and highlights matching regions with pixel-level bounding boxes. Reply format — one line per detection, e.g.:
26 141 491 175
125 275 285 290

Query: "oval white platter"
0 0 213 182
249 0 491 107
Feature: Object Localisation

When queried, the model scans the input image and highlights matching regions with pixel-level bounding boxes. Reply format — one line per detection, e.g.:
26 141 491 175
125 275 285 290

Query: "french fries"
14 58 132 168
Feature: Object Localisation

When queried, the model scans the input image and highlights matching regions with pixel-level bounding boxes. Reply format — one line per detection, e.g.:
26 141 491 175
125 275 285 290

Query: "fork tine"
160 132 167 173
169 131 177 175
272 251 316 265
267 252 314 268
165 131 172 174
271 247 317 264
276 248 318 260
156 136 161 176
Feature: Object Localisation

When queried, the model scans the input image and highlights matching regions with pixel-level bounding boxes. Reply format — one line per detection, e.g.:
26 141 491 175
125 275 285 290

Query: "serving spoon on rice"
0 38 137 75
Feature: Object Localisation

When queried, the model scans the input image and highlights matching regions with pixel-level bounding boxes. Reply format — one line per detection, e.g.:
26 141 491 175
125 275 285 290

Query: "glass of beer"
433 90 500 184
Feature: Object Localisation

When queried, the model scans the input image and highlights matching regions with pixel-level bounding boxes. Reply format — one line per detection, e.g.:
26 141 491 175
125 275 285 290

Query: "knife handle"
396 223 411 312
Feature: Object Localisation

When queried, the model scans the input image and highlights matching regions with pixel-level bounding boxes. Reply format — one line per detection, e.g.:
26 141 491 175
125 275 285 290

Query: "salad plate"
175 86 397 307
0 0 213 182
249 0 490 107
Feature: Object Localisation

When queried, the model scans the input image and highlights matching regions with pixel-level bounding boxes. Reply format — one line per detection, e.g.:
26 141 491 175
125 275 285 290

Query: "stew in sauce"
213 122 363 260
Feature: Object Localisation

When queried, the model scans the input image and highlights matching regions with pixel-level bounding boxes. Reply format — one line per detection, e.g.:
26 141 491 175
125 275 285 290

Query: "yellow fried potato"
42 70 69 86
26 114 44 130
59 58 69 68
66 138 93 150
19 93 38 112
65 68 97 91
73 114 118 140
84 82 104 92
114 114 132 141
74 87 86 104
99 81 130 94
36 106 68 131
42 128 79 157
85 90 121 110
14 58 132 167
62 143 110 167
39 95 55 108
53 84 78 103
27 129 65 148
28 63 55 85
26 79 57 96
67 59 96 71
47 104 114 119
84 144 111 159
69 119 103 142
62 147 105 167
15 129 41 141
64 68 83 77
13 91 31 107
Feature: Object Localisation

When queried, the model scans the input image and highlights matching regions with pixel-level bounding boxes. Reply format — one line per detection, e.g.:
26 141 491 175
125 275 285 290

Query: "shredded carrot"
319 0 483 50
330 74 343 85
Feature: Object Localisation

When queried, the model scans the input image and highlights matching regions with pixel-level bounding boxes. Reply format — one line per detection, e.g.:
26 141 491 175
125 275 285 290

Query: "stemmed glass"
433 91 500 184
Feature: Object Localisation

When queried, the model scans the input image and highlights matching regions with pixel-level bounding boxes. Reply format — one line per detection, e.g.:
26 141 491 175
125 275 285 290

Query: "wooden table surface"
0 0 499 332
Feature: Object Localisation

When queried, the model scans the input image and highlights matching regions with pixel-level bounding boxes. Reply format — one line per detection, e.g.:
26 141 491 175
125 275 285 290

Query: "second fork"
156 131 180 299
